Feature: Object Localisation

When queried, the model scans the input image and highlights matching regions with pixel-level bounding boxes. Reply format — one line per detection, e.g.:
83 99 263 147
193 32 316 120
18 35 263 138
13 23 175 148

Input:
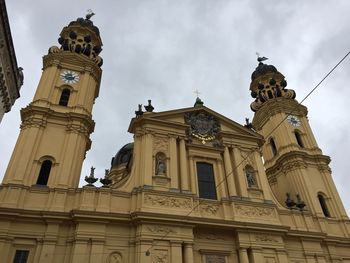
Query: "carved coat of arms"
185 111 220 144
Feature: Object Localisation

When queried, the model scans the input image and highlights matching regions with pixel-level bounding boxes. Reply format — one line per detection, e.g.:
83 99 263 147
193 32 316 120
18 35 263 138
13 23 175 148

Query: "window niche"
245 165 258 188
155 152 167 176
318 193 331 217
196 162 217 200
270 137 277 156
58 88 71 106
294 130 304 148
36 159 52 186
13 250 29 263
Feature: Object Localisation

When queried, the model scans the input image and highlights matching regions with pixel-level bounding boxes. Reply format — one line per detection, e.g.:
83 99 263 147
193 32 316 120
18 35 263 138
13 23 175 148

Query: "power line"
143 50 350 255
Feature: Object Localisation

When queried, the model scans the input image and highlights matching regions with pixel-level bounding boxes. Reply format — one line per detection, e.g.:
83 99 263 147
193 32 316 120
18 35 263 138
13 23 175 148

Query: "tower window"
36 160 52 185
13 250 29 263
59 88 70 106
196 162 217 200
295 131 304 148
245 165 257 188
318 194 331 217
270 138 277 156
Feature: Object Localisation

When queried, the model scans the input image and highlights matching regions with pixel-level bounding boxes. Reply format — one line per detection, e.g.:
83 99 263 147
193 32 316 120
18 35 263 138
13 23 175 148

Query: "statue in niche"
155 152 166 175
245 166 257 187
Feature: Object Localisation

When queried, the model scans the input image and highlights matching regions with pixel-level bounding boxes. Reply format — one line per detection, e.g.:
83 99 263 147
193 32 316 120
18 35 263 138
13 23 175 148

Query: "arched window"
59 88 70 106
245 165 257 188
318 194 331 217
270 138 277 156
196 162 217 200
36 160 52 185
295 131 304 148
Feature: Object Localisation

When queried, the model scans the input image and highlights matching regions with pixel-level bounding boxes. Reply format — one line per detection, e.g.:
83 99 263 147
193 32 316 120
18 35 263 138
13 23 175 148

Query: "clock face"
287 115 301 127
60 70 80 84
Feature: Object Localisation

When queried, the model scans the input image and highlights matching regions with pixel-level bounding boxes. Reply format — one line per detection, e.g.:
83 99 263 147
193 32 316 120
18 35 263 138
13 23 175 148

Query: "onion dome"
249 58 296 112
48 12 103 67
111 143 134 169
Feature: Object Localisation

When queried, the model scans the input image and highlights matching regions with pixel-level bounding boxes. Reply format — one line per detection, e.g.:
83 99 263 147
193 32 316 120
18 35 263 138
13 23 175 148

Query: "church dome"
111 143 134 168
251 62 278 81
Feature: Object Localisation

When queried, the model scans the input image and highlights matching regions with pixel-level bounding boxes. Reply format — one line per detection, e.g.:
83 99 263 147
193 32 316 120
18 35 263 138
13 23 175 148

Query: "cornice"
266 150 331 178
252 98 308 131
20 104 95 136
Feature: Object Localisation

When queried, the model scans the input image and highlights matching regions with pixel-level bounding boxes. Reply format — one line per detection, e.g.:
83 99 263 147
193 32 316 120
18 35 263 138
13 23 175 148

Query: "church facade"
0 16 349 263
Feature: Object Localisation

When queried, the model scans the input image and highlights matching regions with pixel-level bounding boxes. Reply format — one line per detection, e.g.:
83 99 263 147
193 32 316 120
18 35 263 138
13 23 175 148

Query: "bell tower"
3 14 103 188
250 59 348 219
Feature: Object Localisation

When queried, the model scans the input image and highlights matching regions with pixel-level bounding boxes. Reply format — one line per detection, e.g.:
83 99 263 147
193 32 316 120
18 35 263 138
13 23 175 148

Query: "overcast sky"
1 0 350 214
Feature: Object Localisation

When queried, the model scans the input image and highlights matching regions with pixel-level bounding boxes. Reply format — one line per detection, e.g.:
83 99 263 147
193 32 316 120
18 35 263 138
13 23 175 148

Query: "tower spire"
3 17 103 188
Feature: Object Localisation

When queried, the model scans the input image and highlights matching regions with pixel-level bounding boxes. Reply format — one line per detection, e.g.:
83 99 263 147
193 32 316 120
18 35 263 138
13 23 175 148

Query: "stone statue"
156 154 166 175
246 171 256 187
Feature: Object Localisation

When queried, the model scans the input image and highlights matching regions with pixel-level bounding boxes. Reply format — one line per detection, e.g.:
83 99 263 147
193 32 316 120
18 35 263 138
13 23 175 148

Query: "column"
216 161 228 199
38 241 56 263
144 133 153 186
276 249 289 263
223 147 237 197
71 239 89 262
250 247 264 263
179 139 189 191
189 157 197 193
90 240 104 263
253 151 272 200
137 241 152 263
238 248 249 263
171 241 182 263
184 243 194 263
232 147 248 197
169 137 179 189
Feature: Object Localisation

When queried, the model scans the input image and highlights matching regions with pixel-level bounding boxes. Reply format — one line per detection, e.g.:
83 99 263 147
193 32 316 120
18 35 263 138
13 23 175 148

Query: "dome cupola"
250 57 296 112
48 11 103 67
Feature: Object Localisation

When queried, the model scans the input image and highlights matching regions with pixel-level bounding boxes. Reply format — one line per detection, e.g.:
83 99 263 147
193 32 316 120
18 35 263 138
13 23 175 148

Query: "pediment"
128 106 263 146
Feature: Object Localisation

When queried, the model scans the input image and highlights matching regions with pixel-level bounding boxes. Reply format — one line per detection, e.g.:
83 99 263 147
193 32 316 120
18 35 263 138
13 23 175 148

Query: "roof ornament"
193 89 204 107
256 52 268 63
85 166 98 186
135 104 144 117
86 9 95 20
144 99 154 112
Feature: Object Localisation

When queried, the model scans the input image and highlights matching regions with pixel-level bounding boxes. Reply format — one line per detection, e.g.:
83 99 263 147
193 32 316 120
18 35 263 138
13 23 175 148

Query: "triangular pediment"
129 106 263 146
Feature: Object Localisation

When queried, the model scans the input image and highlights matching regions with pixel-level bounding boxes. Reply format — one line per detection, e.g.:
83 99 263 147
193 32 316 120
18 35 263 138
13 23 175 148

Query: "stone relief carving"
144 194 191 209
205 255 226 263
236 205 275 217
153 137 168 153
109 252 123 263
200 204 219 215
147 225 176 234
152 250 168 263
255 234 279 243
197 233 226 241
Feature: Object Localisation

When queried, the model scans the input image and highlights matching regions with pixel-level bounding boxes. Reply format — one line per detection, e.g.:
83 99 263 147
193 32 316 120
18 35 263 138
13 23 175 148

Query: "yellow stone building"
1 15 350 263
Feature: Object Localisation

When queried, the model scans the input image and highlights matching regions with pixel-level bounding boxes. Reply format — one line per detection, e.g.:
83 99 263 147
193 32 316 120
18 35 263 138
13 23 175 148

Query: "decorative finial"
256 52 268 63
84 166 98 186
285 193 296 209
100 169 112 187
86 9 95 20
296 194 306 211
144 100 154 112
135 104 143 117
244 118 253 130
